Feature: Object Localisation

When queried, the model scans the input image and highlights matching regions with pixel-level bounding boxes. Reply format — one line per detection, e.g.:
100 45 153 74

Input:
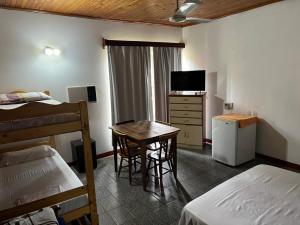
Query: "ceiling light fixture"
53 48 61 56
44 47 61 56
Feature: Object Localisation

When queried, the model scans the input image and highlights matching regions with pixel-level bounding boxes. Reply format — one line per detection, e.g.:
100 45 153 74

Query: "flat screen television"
171 70 205 91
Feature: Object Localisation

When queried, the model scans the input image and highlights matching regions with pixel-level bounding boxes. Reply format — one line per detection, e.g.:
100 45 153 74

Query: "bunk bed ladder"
79 101 99 225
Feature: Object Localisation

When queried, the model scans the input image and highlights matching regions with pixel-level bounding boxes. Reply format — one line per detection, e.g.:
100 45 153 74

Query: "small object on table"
71 138 97 173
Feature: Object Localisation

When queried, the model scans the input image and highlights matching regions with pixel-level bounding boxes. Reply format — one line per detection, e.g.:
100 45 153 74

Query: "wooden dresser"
169 93 205 150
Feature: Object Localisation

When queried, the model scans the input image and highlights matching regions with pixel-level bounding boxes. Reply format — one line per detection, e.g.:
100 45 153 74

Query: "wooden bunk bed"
0 91 99 224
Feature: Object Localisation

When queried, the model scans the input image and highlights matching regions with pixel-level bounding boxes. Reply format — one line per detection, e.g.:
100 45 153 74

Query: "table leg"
140 145 147 191
112 132 118 172
173 136 177 180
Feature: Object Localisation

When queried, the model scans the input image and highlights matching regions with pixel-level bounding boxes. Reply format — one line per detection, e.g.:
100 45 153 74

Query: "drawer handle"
184 106 188 108
184 120 189 123
183 113 188 115
183 99 188 101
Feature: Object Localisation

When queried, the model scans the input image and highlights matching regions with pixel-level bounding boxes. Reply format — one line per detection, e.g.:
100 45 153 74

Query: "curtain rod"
102 38 185 49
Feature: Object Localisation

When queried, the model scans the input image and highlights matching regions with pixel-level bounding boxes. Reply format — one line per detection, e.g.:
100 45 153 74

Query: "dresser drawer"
169 96 202 104
170 103 202 111
171 117 202 125
170 111 202 118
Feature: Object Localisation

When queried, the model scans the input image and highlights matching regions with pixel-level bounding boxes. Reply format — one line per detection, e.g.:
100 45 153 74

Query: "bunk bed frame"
0 92 99 224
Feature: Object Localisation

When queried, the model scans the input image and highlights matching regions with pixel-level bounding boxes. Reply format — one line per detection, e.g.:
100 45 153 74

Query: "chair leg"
128 157 132 185
167 160 172 171
118 157 123 177
159 162 164 193
170 159 176 180
154 160 159 183
134 156 137 172
146 158 151 181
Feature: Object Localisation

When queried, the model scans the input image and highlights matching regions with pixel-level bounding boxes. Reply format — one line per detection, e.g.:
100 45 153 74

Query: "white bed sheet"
0 99 61 110
0 149 83 210
179 165 300 225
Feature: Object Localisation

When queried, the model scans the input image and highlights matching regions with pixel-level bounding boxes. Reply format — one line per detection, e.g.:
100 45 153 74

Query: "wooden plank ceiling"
0 0 282 27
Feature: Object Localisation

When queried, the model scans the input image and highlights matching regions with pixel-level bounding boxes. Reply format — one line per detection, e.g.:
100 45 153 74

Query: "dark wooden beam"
102 38 185 49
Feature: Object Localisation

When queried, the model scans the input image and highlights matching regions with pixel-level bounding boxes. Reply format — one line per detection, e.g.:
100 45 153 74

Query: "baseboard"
96 150 114 159
69 139 213 165
201 139 299 172
256 153 300 172
68 150 114 165
70 146 300 172
178 144 203 150
203 138 212 145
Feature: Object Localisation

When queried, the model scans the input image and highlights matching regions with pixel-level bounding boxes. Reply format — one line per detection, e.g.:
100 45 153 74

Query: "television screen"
171 70 205 91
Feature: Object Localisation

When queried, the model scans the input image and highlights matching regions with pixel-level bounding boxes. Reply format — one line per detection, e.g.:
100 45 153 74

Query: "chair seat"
147 151 167 161
127 141 140 149
147 143 160 151
147 140 171 151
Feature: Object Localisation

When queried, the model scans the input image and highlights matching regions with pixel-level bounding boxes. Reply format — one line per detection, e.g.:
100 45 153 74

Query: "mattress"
0 100 79 132
179 165 300 225
0 149 84 211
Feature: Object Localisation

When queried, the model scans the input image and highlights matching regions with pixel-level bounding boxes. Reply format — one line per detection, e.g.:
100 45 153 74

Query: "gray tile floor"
79 146 280 225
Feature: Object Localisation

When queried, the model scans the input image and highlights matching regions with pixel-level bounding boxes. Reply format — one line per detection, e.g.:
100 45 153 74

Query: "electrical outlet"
224 103 234 110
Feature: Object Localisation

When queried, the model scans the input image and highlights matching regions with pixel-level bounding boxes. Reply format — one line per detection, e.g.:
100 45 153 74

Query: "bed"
0 147 83 210
0 99 79 132
0 91 98 224
179 165 300 225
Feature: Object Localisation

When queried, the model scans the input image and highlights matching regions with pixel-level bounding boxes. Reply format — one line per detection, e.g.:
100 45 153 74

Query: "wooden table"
110 120 180 191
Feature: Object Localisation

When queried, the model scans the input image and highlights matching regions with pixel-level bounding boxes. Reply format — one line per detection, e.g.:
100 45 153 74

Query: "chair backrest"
157 132 177 160
112 120 134 148
112 130 130 156
116 120 135 125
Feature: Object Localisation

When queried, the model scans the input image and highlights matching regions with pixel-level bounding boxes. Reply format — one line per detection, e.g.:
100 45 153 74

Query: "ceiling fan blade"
169 14 186 23
185 17 212 24
175 0 201 16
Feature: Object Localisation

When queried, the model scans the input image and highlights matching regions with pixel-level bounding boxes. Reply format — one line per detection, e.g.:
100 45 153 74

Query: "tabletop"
110 120 180 142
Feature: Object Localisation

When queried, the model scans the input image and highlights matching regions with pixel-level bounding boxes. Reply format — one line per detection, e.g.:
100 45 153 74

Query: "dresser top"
168 92 206 97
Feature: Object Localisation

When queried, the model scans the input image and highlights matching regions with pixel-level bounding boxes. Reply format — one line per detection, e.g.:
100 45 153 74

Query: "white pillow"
0 145 56 167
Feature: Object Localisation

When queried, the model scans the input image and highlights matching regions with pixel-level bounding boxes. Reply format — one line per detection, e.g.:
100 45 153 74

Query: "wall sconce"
44 47 61 56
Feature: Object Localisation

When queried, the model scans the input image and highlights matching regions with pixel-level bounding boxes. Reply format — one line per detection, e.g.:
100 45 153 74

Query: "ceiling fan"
169 0 212 24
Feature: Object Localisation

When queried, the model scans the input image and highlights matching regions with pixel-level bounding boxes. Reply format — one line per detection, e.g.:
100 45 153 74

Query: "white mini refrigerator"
212 117 256 166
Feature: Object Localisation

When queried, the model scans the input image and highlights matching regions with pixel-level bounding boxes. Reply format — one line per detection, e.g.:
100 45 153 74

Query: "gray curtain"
153 47 182 122
108 46 151 124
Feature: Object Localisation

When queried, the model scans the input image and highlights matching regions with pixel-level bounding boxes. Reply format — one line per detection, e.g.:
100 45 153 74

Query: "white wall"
0 9 182 162
182 0 300 165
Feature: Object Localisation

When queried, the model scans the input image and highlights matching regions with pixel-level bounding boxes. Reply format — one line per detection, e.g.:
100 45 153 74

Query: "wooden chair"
147 120 171 151
113 130 141 184
146 132 177 193
115 120 140 170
